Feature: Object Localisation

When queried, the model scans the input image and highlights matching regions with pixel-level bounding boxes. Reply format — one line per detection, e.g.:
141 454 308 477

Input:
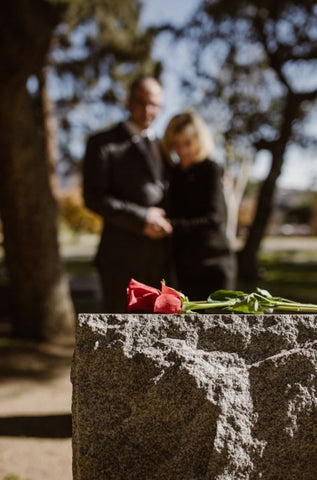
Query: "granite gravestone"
72 313 317 479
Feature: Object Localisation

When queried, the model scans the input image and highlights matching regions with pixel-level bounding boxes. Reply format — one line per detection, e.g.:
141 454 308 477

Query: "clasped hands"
143 206 173 239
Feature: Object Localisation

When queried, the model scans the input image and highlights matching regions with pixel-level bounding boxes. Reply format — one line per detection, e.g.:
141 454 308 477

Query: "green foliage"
285 204 312 224
182 287 317 314
3 475 31 480
284 193 315 224
52 0 155 76
58 192 102 233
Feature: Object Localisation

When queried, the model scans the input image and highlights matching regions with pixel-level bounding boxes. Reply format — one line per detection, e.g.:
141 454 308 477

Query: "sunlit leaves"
182 287 317 314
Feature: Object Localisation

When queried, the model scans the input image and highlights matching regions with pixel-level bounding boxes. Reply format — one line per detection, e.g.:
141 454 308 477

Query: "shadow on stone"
0 345 73 381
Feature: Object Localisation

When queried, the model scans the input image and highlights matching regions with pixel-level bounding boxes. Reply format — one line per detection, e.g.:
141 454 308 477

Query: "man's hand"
143 207 173 239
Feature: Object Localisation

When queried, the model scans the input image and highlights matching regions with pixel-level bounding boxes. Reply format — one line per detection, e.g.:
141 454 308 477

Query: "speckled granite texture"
72 314 317 479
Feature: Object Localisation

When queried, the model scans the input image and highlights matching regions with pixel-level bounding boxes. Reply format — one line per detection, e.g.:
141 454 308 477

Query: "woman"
163 111 236 300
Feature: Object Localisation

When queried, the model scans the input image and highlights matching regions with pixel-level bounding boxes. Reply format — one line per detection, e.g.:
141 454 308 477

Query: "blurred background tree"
160 0 317 279
0 0 156 341
0 0 316 343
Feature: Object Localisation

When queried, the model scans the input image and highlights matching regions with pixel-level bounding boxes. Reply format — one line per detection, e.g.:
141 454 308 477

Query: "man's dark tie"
143 135 163 180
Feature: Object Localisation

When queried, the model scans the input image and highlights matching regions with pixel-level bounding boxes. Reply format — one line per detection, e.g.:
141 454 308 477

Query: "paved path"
0 344 73 480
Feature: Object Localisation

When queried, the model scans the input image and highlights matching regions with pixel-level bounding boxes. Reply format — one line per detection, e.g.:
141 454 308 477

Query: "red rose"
154 281 182 313
127 279 160 312
153 294 182 313
161 282 181 297
127 279 182 314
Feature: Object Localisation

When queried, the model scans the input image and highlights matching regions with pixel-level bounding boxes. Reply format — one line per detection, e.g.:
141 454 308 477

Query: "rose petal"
161 281 182 299
128 278 161 295
127 278 160 312
153 293 182 314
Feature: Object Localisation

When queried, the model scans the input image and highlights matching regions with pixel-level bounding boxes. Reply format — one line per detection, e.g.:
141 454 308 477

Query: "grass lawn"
238 250 317 304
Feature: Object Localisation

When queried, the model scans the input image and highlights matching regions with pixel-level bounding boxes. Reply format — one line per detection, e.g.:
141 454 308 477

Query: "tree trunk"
41 67 61 195
223 158 251 249
0 0 74 342
239 93 300 281
238 148 285 280
0 81 75 342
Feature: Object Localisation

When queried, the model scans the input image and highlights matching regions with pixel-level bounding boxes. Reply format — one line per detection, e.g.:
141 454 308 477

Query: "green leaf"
232 304 265 314
207 289 246 302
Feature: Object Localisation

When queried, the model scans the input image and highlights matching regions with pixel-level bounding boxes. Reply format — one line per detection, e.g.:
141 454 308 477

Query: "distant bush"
311 192 317 235
3 475 25 480
58 191 102 234
285 204 312 224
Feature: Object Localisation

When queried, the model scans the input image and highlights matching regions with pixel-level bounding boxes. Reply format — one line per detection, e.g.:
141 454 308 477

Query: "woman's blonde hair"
162 110 214 163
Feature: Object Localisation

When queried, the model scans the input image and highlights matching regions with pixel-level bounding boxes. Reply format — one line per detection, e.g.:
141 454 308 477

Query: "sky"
140 0 317 191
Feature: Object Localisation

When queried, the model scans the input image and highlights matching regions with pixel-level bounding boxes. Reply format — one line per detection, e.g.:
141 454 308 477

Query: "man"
83 76 172 312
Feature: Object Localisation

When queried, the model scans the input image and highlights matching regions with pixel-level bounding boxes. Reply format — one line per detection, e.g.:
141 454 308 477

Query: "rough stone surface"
72 314 317 479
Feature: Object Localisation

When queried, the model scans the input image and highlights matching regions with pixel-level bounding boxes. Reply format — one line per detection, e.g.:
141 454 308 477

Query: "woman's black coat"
169 158 236 299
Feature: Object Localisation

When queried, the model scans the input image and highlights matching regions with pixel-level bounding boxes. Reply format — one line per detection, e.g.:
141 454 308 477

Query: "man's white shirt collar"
125 120 156 141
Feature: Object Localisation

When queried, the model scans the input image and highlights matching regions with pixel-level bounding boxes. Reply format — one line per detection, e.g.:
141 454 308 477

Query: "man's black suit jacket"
83 122 171 312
